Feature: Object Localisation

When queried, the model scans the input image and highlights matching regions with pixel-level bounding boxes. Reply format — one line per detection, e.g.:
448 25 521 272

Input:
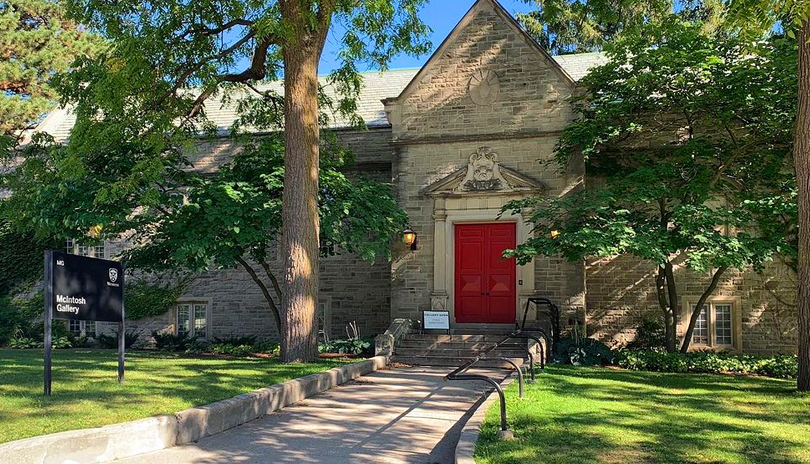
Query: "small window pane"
715 304 733 346
177 304 191 337
193 304 207 339
65 239 75 254
77 244 90 257
85 321 96 336
68 320 82 336
693 305 709 345
93 245 105 259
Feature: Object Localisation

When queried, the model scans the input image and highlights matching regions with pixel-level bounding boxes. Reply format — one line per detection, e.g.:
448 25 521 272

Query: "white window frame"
175 300 211 340
681 297 742 351
65 239 106 259
66 320 98 337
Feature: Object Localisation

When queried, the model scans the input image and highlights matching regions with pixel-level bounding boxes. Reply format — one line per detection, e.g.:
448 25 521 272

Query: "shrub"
319 337 373 356
96 329 141 349
615 349 799 379
52 335 72 349
69 335 95 348
753 355 798 379
209 342 254 357
626 316 666 350
8 330 41 349
252 341 280 355
555 337 616 366
213 335 258 346
152 331 196 351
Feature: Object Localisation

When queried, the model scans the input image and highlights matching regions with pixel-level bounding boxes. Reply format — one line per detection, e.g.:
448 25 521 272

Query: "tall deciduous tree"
0 0 100 144
46 0 430 362
516 0 723 55
727 0 810 391
505 20 796 353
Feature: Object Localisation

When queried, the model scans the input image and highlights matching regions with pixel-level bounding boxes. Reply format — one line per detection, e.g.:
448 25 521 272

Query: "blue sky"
318 0 535 74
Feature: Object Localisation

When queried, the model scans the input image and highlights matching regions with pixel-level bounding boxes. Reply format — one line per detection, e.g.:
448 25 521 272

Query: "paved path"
114 366 504 464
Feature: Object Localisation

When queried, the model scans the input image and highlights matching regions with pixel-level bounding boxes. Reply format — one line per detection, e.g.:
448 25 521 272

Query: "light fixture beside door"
403 228 418 251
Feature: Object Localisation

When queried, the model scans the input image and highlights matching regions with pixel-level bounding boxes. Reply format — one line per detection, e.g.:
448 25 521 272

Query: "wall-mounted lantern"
403 228 418 251
88 224 103 239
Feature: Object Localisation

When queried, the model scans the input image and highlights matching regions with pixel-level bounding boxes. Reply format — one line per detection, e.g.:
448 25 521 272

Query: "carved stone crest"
456 147 510 192
468 70 500 106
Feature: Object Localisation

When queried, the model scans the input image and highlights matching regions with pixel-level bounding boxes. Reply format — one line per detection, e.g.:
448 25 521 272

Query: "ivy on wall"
0 218 58 296
125 279 186 320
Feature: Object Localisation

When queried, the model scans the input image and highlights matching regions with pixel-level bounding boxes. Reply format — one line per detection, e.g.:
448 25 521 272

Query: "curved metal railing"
444 296 562 433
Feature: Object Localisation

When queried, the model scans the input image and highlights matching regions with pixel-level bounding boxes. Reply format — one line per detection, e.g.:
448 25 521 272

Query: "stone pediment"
422 147 547 197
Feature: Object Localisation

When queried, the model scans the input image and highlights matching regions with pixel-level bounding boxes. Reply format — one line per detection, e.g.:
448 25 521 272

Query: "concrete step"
401 334 514 343
392 355 525 369
396 340 529 350
394 347 529 358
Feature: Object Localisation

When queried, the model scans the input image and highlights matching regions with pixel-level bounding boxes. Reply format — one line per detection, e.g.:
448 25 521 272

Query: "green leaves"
0 0 103 137
110 133 407 275
506 21 796 277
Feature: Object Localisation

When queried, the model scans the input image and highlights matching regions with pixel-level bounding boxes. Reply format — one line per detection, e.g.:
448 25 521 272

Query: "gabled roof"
390 0 579 105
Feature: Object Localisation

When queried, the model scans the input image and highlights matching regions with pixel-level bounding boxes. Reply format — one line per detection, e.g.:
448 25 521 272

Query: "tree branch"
260 260 283 302
664 261 679 326
236 256 282 333
175 19 254 42
680 266 729 353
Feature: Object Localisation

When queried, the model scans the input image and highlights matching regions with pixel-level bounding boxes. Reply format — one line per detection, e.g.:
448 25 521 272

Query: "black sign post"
44 250 125 396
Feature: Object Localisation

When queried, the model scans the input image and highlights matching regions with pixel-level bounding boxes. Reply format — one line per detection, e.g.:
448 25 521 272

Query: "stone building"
38 0 797 354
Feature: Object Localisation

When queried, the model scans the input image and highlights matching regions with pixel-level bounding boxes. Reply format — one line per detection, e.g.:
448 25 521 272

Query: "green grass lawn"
0 349 349 444
476 366 810 464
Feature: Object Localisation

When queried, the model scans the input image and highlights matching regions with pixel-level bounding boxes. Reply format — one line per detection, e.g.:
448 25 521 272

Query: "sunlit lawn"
476 365 810 464
0 349 349 444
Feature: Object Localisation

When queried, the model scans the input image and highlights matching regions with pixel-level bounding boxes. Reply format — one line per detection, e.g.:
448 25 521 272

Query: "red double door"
454 223 517 324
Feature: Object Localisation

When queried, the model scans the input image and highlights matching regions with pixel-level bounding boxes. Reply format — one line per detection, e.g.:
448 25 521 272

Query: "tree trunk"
279 13 329 362
664 261 679 349
680 266 728 354
797 21 810 391
656 265 676 352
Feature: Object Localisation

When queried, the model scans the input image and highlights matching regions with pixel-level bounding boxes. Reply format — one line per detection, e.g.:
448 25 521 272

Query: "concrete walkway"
113 366 505 464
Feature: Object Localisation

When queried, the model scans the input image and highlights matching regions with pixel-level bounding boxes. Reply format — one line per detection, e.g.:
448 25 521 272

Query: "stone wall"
384 0 585 322
386 2 574 143
586 255 798 355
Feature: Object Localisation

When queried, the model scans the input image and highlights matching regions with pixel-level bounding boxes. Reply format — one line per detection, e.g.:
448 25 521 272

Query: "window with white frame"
67 320 97 337
176 302 209 339
689 302 738 349
65 239 105 258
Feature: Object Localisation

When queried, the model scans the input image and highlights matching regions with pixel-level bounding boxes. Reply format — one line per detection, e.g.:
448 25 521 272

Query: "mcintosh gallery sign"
44 250 126 395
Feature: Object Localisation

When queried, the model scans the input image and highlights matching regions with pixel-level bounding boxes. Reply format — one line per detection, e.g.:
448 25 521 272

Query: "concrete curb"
455 373 518 464
0 355 389 464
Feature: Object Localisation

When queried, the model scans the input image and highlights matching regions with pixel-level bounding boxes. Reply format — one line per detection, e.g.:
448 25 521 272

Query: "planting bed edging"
0 356 389 464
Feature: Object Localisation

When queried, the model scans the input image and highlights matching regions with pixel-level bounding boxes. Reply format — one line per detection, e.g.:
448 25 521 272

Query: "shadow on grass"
475 366 810 464
0 349 347 443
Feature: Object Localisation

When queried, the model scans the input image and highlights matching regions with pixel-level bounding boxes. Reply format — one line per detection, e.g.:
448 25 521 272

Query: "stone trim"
679 295 744 352
0 357 390 464
431 201 536 325
390 129 565 146
422 148 547 197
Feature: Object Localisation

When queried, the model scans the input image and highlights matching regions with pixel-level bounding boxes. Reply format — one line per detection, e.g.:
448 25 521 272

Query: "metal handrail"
445 329 544 432
519 297 561 358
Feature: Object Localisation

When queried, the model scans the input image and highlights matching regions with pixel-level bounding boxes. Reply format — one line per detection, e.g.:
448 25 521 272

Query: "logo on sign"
109 268 118 283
